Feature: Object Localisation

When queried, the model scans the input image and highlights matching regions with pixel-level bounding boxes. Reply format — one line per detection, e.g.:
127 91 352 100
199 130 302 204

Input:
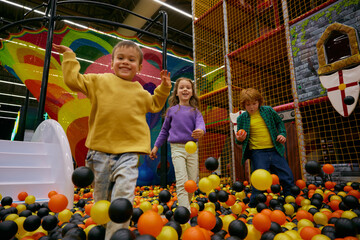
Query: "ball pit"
1 165 360 240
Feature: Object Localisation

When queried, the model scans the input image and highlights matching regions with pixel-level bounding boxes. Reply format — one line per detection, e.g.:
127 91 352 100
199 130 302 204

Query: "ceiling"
0 0 193 137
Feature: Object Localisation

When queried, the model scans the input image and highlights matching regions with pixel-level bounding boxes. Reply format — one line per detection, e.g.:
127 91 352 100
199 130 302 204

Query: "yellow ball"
283 203 294 216
181 222 191 233
190 203 199 211
311 234 331 240
231 203 243 215
341 210 358 219
185 141 197 154
5 214 18 221
297 218 314 229
90 200 111 225
157 226 178 240
222 215 236 232
274 233 293 240
245 224 261 240
58 209 73 223
157 204 164 215
139 201 152 212
314 212 328 225
204 207 216 215
198 177 213 194
14 216 26 235
284 230 301 239
285 195 295 203
24 195 36 205
208 174 220 189
250 169 272 191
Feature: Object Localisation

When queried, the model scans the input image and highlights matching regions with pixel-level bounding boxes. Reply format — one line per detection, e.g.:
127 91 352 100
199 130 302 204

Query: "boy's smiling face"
111 46 142 81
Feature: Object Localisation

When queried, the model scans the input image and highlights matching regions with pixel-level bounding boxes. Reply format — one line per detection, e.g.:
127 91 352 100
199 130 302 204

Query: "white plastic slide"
0 119 74 209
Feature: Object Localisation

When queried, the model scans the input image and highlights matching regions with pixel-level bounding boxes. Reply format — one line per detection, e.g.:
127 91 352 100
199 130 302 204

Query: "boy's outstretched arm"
160 70 171 87
52 43 73 54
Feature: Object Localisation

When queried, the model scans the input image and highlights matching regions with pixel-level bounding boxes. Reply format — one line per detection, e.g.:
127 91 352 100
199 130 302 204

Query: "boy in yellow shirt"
235 88 294 208
53 41 171 239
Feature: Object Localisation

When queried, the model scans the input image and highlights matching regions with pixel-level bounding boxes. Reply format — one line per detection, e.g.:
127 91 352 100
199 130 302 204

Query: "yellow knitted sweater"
62 51 171 154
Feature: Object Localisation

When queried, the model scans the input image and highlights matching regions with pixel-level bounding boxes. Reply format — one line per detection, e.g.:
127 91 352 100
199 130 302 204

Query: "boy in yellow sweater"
53 41 171 239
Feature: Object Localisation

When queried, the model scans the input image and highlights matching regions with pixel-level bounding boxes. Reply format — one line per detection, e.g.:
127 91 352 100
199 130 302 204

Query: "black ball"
110 228 135 240
208 192 218 203
269 199 280 209
64 227 86 240
131 208 143 224
205 157 219 171
61 223 78 237
232 181 244 192
19 209 33 218
334 218 356 238
256 193 267 203
211 216 223 233
217 190 229 202
23 215 41 232
0 220 18 240
256 202 268 213
164 210 173 221
290 185 301 196
310 198 322 209
159 190 172 203
228 219 248 239
351 182 359 190
344 96 355 105
88 225 106 240
135 234 156 240
190 216 198 227
173 206 190 224
72 166 94 188
165 220 182 239
260 231 276 240
305 161 321 175
1 196 13 206
41 215 59 231
77 199 86 208
109 198 133 223
343 195 359 209
37 207 50 218
271 184 281 194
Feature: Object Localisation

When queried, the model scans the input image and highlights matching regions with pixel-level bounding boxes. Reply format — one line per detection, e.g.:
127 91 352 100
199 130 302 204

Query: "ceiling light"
153 0 193 19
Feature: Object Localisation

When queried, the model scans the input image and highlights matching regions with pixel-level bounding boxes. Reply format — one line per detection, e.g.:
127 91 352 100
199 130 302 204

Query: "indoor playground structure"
1 0 360 239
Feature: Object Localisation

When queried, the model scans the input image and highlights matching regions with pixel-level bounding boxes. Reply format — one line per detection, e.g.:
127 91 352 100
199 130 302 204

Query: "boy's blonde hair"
167 77 199 113
239 88 264 110
111 40 143 65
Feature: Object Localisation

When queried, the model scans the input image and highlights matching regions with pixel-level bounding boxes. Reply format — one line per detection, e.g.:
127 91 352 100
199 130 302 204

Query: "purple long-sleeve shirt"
154 105 206 148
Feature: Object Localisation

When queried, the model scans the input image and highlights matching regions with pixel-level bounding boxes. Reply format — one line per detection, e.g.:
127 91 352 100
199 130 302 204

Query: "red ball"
18 192 28 201
322 164 334 174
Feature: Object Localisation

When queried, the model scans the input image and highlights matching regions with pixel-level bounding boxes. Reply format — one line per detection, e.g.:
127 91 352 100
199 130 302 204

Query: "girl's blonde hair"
239 88 264 110
166 77 199 114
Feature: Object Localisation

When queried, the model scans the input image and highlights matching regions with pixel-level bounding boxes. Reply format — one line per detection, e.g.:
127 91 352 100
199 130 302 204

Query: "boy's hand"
191 129 204 139
276 135 286 144
235 129 247 142
52 43 73 54
160 70 171 87
149 146 159 160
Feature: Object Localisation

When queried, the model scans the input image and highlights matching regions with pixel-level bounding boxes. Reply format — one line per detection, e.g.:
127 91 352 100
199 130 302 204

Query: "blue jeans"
249 148 294 207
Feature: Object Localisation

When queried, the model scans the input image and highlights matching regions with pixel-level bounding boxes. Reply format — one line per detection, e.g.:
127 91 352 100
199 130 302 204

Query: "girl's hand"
276 135 286 144
191 129 204 139
160 70 171 87
52 43 73 54
149 146 159 160
235 130 247 142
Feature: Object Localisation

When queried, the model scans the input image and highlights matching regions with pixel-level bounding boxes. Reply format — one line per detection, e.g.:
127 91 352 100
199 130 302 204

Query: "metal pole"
160 10 168 188
36 0 57 127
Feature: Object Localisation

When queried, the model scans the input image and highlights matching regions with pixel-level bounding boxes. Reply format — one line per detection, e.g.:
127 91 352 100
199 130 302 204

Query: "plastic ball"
305 161 321 175
165 221 182 239
185 141 197 154
0 220 18 240
72 166 94 188
232 181 244 192
1 196 12 206
139 201 152 212
137 210 163 237
205 157 219 171
274 233 293 240
88 225 106 240
252 213 271 232
48 194 68 213
270 209 286 225
41 215 58 231
322 164 334 174
208 174 220 189
296 179 306 189
174 206 190 224
156 225 178 240
344 96 355 105
197 210 216 230
131 207 143 224
159 190 172 203
90 200 111 225
17 192 28 201
250 169 272 190
58 209 73 223
182 226 206 240
222 214 236 232
198 177 213 193
48 190 58 198
135 235 156 240
23 215 41 232
184 180 198 193
109 228 135 240
108 198 133 223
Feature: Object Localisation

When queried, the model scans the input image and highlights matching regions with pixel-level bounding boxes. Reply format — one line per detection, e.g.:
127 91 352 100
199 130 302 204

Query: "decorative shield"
319 64 360 117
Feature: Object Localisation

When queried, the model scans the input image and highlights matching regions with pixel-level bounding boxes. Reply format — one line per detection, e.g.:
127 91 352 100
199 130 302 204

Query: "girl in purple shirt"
150 77 206 211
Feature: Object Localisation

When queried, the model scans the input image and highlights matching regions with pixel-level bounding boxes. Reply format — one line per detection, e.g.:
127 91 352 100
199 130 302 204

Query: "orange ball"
322 164 334 174
48 194 68 213
270 209 286 225
299 226 321 240
190 207 198 218
329 200 341 211
184 180 198 193
271 174 280 185
48 190 58 198
197 211 216 230
296 209 311 220
18 192 28 201
252 213 271 232
137 210 164 237
225 195 236 207
85 203 93 216
296 179 306 189
237 129 246 136
182 226 206 240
